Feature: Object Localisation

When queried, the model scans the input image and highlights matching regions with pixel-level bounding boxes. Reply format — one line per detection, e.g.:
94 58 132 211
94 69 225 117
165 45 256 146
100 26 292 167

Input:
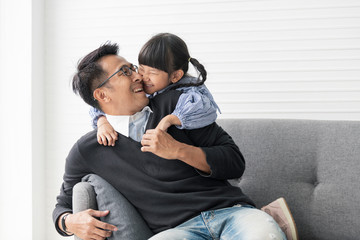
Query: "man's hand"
141 128 181 159
141 128 211 173
60 209 118 240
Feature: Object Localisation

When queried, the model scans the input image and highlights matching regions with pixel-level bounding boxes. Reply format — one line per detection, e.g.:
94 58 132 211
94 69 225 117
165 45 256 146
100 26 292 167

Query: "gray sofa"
73 119 360 240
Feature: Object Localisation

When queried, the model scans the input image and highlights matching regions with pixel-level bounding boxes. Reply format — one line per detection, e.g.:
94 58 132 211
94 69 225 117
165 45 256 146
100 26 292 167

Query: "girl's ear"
170 70 184 84
93 88 110 103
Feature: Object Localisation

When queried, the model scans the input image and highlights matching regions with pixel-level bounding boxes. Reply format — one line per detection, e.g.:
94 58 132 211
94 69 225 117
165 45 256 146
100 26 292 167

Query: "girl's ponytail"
189 57 207 86
170 57 207 90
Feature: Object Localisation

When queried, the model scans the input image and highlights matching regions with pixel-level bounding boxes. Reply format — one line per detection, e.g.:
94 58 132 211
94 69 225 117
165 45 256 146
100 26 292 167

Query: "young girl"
90 33 220 146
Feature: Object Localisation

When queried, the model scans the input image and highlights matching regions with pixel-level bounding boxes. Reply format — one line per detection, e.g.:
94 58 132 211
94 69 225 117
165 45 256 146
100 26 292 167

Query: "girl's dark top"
53 90 254 235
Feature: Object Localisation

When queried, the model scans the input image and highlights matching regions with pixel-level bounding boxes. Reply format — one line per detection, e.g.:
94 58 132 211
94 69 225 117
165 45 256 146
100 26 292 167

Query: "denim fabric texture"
149 205 286 240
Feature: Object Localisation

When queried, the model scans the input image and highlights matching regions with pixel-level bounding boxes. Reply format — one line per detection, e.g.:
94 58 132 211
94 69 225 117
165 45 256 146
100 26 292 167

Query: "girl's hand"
97 116 118 146
155 114 181 131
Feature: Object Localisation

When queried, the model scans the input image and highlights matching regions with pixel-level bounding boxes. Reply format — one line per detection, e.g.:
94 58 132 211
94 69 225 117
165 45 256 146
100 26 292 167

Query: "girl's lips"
144 84 153 91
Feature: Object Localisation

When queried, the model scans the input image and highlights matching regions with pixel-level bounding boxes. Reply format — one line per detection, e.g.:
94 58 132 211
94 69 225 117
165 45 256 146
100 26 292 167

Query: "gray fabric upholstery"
73 119 360 240
218 119 360 240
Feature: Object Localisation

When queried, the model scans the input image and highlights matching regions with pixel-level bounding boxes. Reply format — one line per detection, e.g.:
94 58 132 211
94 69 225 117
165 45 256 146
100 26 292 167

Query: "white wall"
32 0 46 239
0 0 33 239
1 0 359 239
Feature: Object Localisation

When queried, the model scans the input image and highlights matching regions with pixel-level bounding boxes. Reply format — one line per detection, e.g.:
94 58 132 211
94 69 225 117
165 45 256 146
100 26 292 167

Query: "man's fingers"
142 130 157 141
88 210 118 231
95 220 118 233
141 139 149 146
93 226 113 238
144 129 156 134
90 232 106 240
141 133 150 140
141 146 150 152
88 209 109 217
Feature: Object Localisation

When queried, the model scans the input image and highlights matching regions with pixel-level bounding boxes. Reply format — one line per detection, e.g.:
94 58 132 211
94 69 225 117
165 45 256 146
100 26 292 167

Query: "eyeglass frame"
95 64 139 89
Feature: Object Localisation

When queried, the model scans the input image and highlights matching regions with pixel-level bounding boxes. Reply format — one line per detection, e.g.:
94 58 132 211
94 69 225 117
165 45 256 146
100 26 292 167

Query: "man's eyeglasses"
96 64 138 89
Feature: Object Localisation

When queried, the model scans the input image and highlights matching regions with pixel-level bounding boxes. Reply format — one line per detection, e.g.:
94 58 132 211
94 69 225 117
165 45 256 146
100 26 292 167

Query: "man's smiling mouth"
134 87 143 93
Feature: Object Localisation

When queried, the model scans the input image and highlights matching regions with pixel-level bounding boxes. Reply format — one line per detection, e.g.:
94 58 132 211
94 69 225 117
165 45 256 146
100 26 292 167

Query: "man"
53 43 292 240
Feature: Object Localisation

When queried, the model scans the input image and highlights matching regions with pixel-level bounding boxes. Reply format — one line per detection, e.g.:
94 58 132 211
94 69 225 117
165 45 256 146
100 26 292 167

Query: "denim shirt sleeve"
89 107 105 129
172 85 221 129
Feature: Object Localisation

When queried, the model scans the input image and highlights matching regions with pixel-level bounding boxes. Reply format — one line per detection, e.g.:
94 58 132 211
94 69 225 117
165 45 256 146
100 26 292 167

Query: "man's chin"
137 95 149 105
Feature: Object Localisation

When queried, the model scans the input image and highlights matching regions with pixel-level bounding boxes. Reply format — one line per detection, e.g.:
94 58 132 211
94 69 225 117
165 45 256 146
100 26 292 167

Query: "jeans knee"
229 208 286 240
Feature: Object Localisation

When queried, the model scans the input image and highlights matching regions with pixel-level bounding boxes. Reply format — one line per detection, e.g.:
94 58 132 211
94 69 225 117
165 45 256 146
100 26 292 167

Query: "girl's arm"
97 116 118 146
156 114 181 131
156 85 220 131
89 107 118 146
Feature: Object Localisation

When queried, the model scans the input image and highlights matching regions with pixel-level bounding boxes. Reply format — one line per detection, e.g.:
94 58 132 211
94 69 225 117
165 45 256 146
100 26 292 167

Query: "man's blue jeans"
83 174 286 240
149 205 286 240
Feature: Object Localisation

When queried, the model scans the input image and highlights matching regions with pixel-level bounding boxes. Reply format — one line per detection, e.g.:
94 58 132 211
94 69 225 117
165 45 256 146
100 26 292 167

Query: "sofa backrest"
217 119 360 240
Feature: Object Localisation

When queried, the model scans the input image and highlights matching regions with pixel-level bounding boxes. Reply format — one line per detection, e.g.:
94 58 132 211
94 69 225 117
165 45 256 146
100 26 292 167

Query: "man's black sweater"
53 90 254 234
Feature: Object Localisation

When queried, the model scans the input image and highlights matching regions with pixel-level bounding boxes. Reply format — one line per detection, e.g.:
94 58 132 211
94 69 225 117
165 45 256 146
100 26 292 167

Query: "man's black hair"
72 43 119 110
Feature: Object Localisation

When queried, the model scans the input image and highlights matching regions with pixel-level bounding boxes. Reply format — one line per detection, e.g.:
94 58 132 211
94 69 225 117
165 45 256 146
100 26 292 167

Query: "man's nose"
132 71 143 82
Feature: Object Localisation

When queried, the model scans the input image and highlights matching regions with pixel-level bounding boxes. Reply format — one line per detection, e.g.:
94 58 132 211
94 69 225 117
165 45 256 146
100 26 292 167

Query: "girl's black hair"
138 33 207 90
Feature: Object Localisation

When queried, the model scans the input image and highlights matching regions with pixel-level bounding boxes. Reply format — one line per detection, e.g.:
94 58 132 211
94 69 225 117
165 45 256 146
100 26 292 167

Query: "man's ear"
93 88 110 103
170 70 184 84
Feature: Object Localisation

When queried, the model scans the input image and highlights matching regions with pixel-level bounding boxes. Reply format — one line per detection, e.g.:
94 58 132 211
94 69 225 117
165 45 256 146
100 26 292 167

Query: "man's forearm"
175 142 210 174
57 212 73 236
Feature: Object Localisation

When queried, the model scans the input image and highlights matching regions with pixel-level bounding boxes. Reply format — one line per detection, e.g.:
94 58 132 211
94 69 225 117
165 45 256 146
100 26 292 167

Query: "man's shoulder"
65 130 99 164
72 130 98 151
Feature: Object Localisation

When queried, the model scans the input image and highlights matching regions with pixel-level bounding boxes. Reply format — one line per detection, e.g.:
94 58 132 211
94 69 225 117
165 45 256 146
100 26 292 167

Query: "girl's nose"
142 73 150 82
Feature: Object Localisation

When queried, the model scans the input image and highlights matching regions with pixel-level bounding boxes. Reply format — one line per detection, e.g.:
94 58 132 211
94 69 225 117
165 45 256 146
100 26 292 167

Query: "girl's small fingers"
109 138 115 146
101 136 108 146
112 133 117 140
104 134 114 146
110 133 118 143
